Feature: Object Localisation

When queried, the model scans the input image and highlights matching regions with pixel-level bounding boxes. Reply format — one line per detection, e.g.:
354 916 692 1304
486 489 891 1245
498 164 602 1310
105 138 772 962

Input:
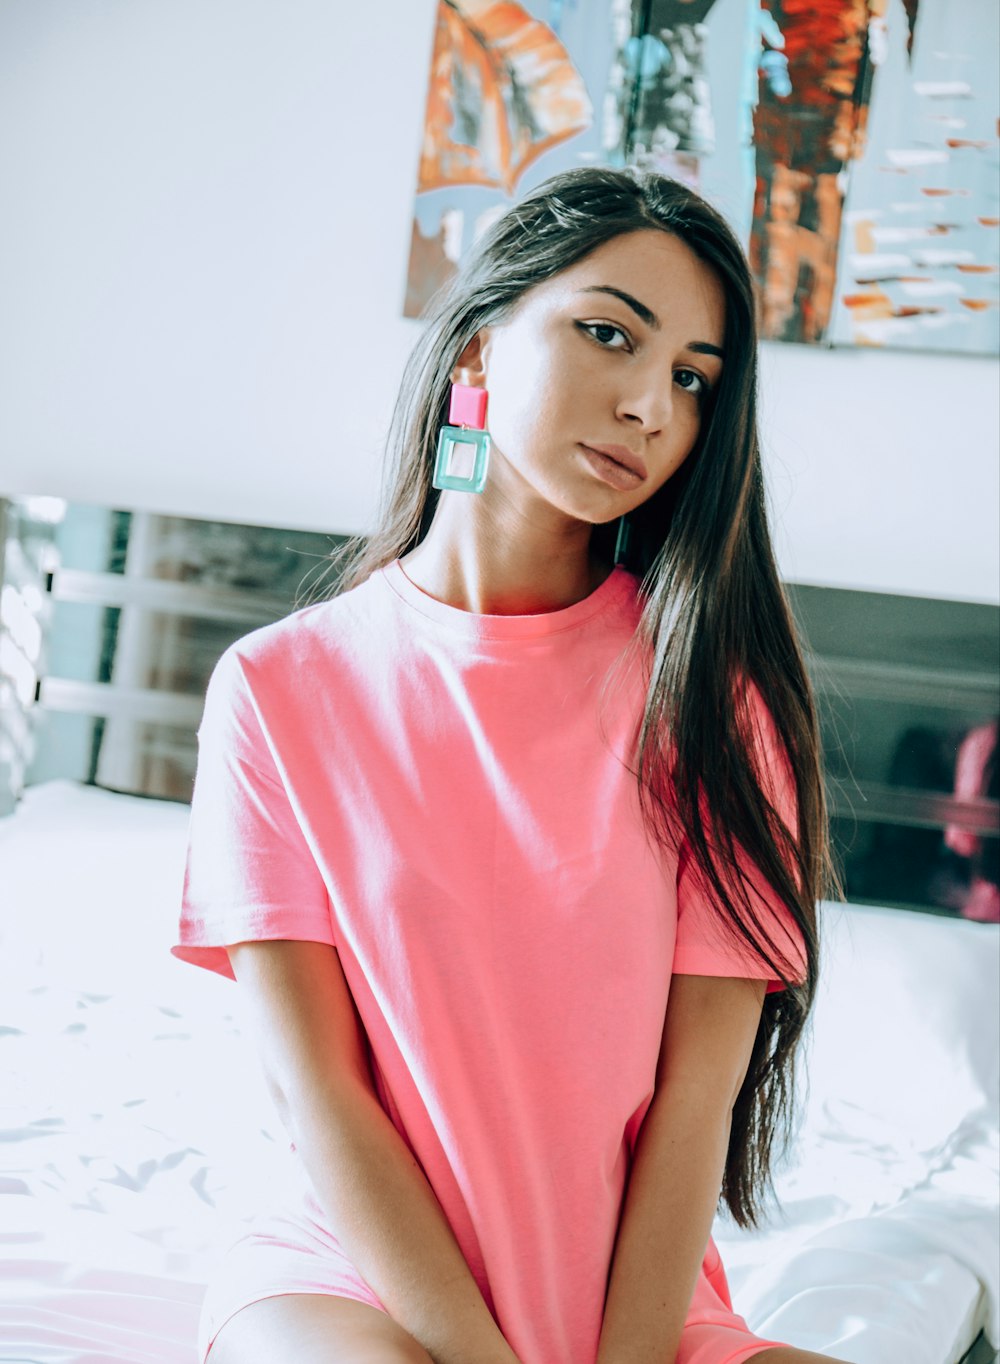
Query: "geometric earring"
613 514 632 566
431 383 491 494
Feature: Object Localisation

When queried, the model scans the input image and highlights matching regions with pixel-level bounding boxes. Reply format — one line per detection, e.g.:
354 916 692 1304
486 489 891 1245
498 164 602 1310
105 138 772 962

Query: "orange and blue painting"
405 0 999 355
405 0 600 317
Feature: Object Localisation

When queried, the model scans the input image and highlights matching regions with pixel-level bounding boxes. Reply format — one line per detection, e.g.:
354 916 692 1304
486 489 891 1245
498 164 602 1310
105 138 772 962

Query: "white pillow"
798 901 1000 1154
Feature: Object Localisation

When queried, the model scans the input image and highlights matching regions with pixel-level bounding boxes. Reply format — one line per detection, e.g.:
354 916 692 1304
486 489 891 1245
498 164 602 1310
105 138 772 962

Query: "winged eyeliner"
577 285 725 359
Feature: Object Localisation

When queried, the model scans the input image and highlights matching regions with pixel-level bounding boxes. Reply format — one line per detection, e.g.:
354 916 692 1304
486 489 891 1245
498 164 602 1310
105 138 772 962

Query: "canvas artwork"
404 0 606 317
404 0 999 355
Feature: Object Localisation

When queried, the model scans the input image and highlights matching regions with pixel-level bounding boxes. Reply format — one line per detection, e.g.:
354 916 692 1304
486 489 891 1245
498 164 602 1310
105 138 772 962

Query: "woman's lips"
578 443 648 490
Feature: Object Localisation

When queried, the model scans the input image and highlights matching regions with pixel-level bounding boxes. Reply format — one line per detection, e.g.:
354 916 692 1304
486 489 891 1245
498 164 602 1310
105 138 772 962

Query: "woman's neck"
399 483 612 616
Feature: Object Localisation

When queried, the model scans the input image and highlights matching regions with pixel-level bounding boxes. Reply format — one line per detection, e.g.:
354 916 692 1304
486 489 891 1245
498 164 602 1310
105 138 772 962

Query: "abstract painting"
404 0 999 354
404 0 605 317
827 0 1000 351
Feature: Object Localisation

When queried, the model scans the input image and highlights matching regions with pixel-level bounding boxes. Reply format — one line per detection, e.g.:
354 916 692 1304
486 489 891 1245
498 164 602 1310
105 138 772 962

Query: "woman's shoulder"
208 570 389 692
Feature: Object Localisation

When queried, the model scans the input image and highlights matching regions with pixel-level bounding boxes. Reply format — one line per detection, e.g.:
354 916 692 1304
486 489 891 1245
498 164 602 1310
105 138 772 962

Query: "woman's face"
468 228 727 526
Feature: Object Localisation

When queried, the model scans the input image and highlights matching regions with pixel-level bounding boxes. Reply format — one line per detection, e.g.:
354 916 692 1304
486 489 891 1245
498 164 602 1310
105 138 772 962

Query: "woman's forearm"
597 1089 732 1364
277 1074 519 1364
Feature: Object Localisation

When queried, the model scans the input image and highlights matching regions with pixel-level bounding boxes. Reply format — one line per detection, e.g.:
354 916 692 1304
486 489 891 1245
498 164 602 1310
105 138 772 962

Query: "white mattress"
1 780 997 1364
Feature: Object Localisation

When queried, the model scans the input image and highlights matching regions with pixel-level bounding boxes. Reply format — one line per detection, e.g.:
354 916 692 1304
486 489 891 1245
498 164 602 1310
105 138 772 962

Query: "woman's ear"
452 329 490 387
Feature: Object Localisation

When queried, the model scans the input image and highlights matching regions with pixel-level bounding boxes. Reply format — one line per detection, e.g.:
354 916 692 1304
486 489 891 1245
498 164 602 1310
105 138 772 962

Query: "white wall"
1 0 997 604
758 343 999 604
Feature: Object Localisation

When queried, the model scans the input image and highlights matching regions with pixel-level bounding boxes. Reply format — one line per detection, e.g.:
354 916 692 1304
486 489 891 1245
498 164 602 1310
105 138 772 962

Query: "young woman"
174 167 849 1364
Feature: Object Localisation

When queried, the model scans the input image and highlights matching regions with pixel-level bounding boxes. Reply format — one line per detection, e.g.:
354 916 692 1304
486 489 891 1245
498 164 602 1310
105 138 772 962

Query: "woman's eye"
675 368 709 398
578 321 631 350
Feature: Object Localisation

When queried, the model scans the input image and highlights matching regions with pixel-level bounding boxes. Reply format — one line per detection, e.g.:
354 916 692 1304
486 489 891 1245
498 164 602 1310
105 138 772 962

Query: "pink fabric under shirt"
173 559 807 1364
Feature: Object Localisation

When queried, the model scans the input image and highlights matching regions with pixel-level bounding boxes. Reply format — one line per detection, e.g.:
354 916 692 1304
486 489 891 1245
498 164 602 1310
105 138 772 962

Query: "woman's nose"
615 380 672 434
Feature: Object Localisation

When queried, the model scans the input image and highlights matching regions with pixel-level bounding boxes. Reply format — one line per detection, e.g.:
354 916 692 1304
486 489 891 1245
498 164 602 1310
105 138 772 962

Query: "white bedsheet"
1 780 997 1364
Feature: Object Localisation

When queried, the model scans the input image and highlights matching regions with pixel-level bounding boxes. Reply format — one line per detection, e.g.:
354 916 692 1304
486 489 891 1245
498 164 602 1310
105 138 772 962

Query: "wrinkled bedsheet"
1 781 997 1364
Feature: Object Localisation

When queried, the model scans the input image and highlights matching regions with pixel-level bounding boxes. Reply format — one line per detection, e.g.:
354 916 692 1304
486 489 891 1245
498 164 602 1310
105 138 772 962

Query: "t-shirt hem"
173 911 338 980
671 948 804 994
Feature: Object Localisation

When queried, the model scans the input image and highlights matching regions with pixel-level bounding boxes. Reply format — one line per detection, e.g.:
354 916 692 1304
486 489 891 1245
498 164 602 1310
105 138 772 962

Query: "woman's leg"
206 1293 434 1364
751 1349 855 1363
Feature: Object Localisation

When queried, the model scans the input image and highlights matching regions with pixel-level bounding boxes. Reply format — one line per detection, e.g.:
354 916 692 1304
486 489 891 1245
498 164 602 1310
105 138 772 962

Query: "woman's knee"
751 1349 855 1364
206 1292 435 1364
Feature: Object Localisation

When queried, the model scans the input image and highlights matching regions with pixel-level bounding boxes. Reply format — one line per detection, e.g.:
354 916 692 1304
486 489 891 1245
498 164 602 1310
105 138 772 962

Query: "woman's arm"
596 973 767 1364
228 939 520 1364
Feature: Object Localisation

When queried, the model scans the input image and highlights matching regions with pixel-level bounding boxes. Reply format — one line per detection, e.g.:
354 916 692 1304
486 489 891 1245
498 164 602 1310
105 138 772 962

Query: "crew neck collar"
380 559 637 640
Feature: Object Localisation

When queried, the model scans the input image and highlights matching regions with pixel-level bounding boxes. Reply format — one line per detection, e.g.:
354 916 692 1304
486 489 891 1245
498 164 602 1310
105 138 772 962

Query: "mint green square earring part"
614 514 631 566
432 383 491 494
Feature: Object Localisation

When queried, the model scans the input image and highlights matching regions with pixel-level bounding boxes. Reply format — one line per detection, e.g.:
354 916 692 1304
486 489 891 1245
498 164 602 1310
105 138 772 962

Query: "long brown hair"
304 167 836 1229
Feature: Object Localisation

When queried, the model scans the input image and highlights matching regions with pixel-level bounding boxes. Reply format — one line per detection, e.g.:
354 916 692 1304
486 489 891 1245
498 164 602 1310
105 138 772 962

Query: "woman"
173 167 848 1364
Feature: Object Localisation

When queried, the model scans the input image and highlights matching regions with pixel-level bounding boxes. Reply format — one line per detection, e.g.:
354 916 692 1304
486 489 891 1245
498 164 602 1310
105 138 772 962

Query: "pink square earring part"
432 383 491 494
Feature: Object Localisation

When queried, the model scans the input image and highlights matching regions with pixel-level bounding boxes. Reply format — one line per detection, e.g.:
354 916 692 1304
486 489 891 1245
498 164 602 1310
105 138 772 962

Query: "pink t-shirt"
173 559 806 1363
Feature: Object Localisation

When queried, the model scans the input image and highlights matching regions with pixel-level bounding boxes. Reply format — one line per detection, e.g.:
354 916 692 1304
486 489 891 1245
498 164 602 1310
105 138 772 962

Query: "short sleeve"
672 686 809 993
171 646 335 981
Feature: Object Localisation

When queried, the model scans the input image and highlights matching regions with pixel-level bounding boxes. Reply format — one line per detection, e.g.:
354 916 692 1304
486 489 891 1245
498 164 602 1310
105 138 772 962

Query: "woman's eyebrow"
578 284 659 328
576 285 725 359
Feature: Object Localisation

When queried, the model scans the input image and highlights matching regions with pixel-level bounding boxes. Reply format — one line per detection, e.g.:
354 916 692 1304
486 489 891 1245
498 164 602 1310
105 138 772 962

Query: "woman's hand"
597 974 767 1364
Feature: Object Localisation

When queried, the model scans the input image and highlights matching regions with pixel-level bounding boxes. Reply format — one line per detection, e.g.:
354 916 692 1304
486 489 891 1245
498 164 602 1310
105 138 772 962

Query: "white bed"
1 779 997 1364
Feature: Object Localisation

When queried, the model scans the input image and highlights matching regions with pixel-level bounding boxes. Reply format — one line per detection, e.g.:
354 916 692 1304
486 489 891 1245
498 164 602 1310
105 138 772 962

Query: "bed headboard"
0 494 351 810
2 492 997 922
